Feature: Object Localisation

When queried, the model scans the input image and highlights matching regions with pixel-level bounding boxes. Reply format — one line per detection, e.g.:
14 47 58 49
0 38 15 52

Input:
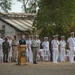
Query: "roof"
0 12 36 31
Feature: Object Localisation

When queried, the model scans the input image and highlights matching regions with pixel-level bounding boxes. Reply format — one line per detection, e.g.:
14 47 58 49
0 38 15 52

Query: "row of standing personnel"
0 32 75 64
0 35 26 62
26 32 75 64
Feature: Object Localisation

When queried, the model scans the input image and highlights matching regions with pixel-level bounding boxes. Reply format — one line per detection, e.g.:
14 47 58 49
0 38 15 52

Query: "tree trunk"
23 0 27 13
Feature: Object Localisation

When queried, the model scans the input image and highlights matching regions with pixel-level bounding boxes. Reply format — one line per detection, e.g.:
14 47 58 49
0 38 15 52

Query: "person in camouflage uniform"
2 38 10 62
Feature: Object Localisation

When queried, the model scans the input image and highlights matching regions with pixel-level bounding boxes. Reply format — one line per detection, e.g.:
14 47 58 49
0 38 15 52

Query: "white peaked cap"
29 35 33 37
44 37 48 40
54 35 58 37
61 36 65 38
34 35 38 37
70 32 74 34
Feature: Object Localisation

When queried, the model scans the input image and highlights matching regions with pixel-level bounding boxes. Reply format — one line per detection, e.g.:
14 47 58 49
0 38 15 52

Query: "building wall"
0 20 30 40
0 20 16 37
5 24 16 36
0 20 26 40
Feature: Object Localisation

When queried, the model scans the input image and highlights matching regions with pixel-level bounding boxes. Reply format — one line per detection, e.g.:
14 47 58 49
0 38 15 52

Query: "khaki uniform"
12 39 18 62
32 40 39 63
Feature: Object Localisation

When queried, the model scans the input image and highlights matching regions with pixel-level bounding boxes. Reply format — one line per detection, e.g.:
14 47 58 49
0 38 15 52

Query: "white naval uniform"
36 39 41 61
0 38 3 62
42 41 50 61
8 39 12 62
26 39 33 63
51 39 59 63
60 40 66 62
67 37 75 63
37 39 41 50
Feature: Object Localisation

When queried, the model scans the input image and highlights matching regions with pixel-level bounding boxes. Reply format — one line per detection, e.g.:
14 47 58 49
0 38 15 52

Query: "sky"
10 0 23 12
9 0 39 13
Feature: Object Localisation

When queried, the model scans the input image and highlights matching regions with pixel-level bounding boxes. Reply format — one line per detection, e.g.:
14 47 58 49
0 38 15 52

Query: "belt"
12 45 18 46
70 46 75 47
60 47 65 48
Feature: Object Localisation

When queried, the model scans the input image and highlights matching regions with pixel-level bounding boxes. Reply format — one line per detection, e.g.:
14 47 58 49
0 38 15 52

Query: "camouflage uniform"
2 41 10 62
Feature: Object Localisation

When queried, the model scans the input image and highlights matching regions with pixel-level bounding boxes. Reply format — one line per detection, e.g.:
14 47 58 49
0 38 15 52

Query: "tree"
27 0 40 13
33 0 75 38
17 0 30 13
17 0 40 13
0 0 12 12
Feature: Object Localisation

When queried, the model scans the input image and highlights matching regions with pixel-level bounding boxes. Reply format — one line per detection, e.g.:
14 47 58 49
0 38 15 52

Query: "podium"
18 45 27 65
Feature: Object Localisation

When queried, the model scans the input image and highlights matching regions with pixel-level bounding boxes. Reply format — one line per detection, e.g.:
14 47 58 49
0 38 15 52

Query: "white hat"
54 35 58 37
70 32 74 34
36 35 39 37
61 36 65 38
44 37 48 40
34 35 38 37
29 35 33 37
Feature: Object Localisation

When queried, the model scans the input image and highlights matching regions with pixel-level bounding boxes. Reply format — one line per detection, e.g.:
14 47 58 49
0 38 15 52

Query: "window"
2 25 5 29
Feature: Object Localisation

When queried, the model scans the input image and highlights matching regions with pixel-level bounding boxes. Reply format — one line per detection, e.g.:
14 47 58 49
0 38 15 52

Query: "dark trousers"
33 49 38 62
50 52 53 61
50 49 53 61
3 52 8 62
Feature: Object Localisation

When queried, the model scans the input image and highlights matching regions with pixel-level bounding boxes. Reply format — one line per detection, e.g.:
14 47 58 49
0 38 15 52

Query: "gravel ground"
0 62 75 75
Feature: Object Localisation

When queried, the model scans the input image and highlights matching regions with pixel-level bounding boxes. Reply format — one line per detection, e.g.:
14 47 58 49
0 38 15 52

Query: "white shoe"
71 61 75 63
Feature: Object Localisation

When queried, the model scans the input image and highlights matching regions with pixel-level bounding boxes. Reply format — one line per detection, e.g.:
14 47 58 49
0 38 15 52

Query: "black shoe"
33 61 38 64
33 61 35 64
6 61 8 63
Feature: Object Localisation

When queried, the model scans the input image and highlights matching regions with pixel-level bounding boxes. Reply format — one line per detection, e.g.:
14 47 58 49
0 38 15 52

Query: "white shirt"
42 41 49 50
37 39 41 47
0 38 4 51
8 39 12 46
26 39 32 47
60 40 66 48
51 39 59 48
32 40 39 48
67 37 75 47
8 39 12 51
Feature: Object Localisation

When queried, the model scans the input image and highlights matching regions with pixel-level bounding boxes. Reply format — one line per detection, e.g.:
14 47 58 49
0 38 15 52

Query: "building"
0 12 36 39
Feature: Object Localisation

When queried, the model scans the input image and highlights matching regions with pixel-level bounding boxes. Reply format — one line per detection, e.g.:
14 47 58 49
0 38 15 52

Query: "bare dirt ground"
0 62 75 75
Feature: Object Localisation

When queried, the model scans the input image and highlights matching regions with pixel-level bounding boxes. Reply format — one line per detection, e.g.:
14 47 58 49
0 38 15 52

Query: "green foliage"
25 27 43 36
27 0 40 13
33 0 75 38
0 0 12 12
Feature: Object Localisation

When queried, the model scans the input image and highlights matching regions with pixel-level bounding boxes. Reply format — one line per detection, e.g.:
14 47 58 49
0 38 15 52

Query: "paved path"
0 62 75 75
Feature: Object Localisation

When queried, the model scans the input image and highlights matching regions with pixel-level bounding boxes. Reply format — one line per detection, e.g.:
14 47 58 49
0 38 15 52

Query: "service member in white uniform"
36 35 41 51
42 37 50 61
51 35 60 63
26 35 33 63
60 36 66 62
67 32 75 63
8 36 12 62
36 35 41 61
0 37 3 62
